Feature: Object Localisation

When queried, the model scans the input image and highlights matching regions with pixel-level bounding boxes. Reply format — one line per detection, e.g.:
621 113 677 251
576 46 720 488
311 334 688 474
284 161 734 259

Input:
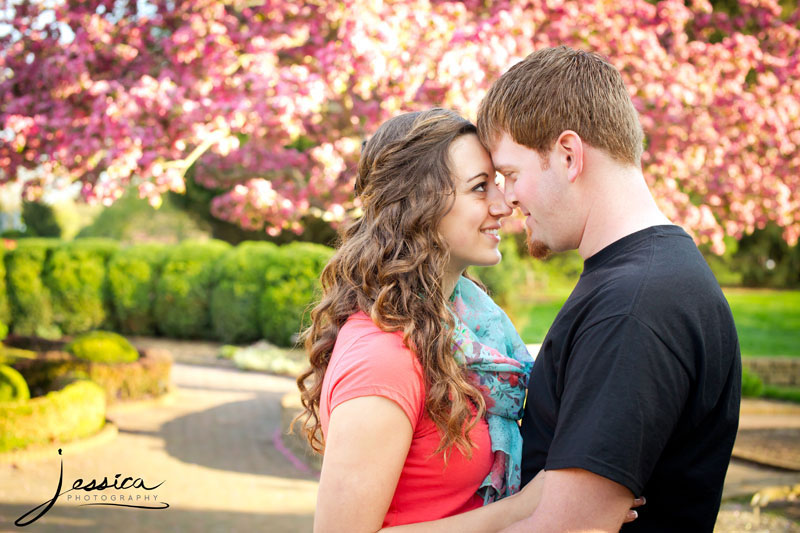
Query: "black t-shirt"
520 225 741 532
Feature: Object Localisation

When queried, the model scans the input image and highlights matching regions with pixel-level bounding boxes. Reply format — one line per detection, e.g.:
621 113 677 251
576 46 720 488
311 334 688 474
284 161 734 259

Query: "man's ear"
556 130 583 183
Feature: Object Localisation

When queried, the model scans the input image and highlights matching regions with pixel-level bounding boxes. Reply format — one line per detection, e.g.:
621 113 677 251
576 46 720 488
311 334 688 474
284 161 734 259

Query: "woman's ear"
556 130 583 183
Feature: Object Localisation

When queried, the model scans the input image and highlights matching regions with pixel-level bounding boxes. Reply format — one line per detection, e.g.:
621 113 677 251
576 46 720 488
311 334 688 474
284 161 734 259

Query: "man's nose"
489 186 513 217
503 183 519 209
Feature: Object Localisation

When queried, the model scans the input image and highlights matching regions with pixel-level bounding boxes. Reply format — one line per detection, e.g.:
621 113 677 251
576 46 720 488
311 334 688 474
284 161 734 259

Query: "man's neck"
577 165 672 260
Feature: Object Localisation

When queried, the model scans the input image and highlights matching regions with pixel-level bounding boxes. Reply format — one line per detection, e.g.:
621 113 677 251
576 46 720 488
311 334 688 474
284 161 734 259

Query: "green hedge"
5 238 60 337
0 380 105 453
0 247 11 327
44 239 119 335
0 346 37 366
260 242 333 347
11 347 171 404
66 331 139 364
742 366 765 397
153 239 231 338
4 238 333 346
107 243 168 335
0 364 30 402
86 348 171 403
211 241 279 344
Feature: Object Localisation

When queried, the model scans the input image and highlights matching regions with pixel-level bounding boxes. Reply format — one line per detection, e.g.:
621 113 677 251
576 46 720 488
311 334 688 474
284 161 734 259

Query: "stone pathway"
0 363 317 532
1 338 799 532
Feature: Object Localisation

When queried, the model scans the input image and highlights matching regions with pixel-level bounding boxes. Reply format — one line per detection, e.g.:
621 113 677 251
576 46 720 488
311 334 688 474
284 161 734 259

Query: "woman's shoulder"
331 312 422 377
324 312 426 427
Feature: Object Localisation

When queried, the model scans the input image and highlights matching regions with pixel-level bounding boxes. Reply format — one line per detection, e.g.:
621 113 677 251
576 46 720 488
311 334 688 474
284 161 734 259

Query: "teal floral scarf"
450 276 534 504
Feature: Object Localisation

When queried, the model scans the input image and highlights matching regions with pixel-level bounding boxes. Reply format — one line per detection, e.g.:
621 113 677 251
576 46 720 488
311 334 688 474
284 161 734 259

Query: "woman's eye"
472 182 487 193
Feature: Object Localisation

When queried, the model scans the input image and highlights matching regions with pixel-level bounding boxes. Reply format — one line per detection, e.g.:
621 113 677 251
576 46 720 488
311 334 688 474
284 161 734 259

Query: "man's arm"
500 468 634 533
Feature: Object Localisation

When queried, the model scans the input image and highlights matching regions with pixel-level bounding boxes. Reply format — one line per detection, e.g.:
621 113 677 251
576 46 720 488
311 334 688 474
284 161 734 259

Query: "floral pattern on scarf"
450 276 534 504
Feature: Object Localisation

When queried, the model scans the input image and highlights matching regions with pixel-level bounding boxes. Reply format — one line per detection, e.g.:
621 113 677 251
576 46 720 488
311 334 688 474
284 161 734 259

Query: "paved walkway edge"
0 423 119 465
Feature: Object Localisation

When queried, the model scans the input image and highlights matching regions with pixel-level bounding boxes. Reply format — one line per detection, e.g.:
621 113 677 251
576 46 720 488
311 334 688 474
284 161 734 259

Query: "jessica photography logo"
15 449 169 527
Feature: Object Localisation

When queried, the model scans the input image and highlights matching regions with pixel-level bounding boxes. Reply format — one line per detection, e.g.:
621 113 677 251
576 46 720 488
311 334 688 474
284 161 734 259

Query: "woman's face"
438 133 512 277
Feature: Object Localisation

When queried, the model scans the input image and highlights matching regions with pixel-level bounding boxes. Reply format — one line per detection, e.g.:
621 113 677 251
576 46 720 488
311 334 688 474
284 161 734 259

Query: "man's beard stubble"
526 225 551 260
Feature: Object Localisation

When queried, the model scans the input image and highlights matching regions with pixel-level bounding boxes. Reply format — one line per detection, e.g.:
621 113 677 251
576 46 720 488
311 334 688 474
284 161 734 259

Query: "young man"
477 46 741 532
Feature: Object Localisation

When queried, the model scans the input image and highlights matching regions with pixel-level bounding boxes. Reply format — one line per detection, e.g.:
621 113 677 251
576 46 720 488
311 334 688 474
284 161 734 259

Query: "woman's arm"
315 395 413 533
315 393 542 533
316 397 636 533
377 470 546 533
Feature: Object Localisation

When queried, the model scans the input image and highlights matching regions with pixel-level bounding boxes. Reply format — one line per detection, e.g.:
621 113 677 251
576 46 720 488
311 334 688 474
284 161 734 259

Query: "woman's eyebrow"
467 172 489 182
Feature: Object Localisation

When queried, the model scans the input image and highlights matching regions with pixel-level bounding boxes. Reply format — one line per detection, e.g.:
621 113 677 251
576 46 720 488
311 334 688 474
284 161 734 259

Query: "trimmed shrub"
0 380 105 453
85 348 172 403
43 238 120 335
66 331 139 364
0 364 30 402
742 366 765 397
0 346 37 366
154 239 231 338
5 238 60 337
11 347 171 404
21 201 61 237
210 241 279 344
107 243 168 335
260 242 333 346
10 351 83 398
77 187 211 243
0 246 11 327
734 223 800 289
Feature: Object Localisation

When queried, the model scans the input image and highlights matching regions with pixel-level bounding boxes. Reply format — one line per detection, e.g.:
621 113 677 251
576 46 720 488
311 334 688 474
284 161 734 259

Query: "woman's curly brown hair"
295 108 487 458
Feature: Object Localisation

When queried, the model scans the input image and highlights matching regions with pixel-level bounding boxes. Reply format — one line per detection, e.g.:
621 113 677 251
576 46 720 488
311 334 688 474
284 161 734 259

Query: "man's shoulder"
555 230 731 346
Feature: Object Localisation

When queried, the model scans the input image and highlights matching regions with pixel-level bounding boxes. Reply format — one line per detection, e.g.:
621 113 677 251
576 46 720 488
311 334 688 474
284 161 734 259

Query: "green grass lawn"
514 288 800 358
724 288 800 357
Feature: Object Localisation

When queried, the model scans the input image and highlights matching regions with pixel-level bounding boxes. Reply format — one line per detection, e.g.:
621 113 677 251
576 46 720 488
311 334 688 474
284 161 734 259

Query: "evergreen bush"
65 331 139 364
43 239 119 335
87 348 171 403
153 239 230 338
0 380 105 453
5 238 60 337
210 241 279 344
11 347 171 404
0 346 36 366
0 364 30 402
0 247 11 327
108 243 168 335
260 242 333 346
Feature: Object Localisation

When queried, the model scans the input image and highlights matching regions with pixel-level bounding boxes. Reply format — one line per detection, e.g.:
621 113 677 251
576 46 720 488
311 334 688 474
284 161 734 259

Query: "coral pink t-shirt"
320 312 493 527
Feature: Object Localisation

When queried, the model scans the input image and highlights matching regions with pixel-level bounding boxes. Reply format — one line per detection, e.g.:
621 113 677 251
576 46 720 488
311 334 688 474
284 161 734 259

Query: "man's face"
490 133 577 258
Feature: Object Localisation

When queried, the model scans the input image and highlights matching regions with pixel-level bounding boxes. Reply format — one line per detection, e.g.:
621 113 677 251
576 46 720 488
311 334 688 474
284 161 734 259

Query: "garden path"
0 362 317 532
1 339 799 532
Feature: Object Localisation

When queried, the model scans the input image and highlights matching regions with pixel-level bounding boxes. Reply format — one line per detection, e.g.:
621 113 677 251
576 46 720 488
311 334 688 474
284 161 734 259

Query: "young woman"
295 109 637 531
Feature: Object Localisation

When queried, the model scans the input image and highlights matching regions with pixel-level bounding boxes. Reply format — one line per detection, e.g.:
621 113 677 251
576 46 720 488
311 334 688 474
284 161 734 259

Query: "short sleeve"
545 315 690 496
325 324 425 430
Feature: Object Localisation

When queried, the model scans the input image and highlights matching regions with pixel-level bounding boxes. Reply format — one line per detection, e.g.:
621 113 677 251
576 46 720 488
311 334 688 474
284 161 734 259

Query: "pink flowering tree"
2 0 798 250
